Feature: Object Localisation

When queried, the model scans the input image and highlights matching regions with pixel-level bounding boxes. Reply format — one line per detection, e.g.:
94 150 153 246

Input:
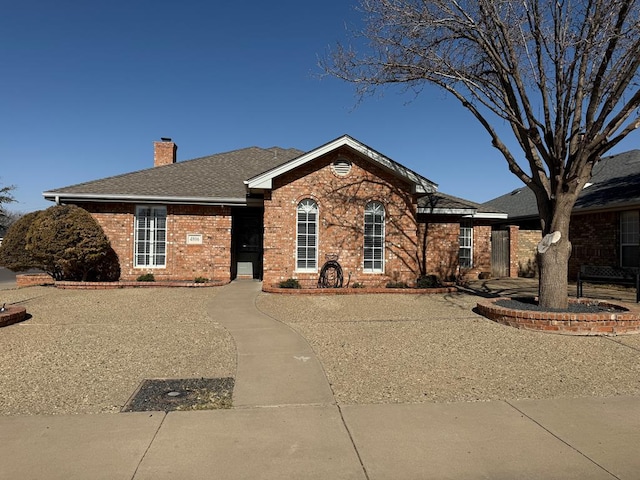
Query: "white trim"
464 212 509 219
43 192 248 206
134 205 167 268
246 135 437 194
419 207 477 215
458 219 473 269
295 199 319 272
363 201 385 273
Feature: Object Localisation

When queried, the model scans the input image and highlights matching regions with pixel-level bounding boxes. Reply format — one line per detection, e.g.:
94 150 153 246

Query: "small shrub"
137 273 155 282
279 278 301 289
194 276 209 284
386 281 409 289
416 274 442 289
351 282 365 288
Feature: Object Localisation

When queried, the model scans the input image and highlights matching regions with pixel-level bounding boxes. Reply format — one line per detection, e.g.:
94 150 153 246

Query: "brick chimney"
154 138 177 167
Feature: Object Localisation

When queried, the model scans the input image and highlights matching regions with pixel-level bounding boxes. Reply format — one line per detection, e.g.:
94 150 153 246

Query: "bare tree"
324 0 640 308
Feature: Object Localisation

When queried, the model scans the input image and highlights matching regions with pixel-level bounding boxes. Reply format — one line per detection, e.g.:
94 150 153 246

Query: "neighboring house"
483 149 640 279
43 135 505 287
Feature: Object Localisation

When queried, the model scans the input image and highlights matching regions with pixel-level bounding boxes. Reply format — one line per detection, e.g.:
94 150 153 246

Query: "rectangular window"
135 206 167 268
459 220 473 269
621 211 639 268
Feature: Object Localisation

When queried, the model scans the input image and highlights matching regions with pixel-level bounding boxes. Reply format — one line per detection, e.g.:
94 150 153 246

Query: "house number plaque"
186 234 203 245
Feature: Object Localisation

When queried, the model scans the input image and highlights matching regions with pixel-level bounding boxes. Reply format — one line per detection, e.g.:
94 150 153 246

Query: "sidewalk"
2 280 639 479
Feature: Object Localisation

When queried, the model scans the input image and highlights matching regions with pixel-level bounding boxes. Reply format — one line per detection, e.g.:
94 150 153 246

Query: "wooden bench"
577 265 640 302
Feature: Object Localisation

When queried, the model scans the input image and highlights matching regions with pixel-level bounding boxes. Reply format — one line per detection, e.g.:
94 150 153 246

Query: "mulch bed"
495 297 628 313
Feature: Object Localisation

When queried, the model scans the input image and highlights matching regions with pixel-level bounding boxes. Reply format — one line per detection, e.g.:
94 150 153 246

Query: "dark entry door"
231 208 263 279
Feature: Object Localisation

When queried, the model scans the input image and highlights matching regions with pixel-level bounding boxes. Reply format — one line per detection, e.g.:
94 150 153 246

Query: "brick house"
483 149 640 279
43 135 505 287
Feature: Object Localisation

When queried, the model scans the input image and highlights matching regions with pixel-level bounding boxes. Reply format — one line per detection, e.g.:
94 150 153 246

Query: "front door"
231 208 263 279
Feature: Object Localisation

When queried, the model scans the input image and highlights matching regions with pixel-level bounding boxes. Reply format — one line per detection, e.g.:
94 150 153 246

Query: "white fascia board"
463 212 509 219
246 135 436 193
42 192 248 206
418 207 477 215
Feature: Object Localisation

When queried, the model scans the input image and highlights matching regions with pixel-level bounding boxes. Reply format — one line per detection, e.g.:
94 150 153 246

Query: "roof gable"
246 135 437 195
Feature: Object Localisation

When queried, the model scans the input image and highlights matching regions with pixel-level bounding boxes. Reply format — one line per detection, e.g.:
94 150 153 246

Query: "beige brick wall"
517 229 541 277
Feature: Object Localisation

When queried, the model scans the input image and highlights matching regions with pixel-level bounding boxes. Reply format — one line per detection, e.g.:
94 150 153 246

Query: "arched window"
364 201 384 272
296 199 318 271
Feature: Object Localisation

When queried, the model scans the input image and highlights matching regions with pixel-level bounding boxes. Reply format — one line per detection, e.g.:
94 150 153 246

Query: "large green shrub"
0 211 42 272
26 205 118 281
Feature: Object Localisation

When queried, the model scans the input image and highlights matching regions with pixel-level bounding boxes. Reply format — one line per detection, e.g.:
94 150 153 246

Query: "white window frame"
459 220 473 269
296 199 318 272
620 210 639 268
134 205 167 268
363 201 385 273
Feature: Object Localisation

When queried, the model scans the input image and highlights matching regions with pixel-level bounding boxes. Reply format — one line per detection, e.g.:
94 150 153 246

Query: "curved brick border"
476 297 640 335
0 306 27 327
262 285 458 295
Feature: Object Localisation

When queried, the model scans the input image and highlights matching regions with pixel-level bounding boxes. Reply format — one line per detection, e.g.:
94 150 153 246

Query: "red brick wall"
262 148 420 288
472 224 492 278
422 220 460 280
568 211 618 279
84 203 232 283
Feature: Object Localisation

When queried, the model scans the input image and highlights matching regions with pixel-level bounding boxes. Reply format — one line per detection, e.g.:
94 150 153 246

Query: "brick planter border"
15 274 224 290
0 306 27 327
476 297 640 335
16 273 55 288
55 280 224 290
263 285 459 295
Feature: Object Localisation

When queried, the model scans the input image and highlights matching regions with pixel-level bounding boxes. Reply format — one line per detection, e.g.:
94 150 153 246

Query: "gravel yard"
2 281 639 415
256 290 640 404
0 286 235 415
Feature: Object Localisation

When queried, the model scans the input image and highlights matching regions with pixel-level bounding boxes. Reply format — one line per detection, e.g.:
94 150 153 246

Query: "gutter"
42 192 250 207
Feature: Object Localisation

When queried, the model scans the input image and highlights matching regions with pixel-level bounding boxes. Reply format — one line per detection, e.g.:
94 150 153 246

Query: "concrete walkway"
207 280 335 407
2 280 640 479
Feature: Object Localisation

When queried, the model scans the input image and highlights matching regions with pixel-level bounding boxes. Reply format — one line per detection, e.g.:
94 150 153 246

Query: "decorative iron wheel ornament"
318 254 344 288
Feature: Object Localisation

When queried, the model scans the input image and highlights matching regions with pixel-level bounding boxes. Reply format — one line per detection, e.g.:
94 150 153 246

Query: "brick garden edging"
476 297 640 335
0 306 27 327
262 285 459 295
55 280 223 289
16 273 55 288
15 274 223 289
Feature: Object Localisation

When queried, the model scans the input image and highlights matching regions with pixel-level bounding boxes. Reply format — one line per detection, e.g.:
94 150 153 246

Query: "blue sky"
2 0 638 214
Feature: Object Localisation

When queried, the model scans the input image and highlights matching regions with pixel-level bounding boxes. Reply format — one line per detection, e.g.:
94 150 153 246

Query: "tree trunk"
537 235 571 309
537 196 575 310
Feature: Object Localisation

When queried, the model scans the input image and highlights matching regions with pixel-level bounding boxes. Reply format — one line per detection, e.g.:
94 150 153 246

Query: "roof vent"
331 159 352 177
510 189 521 196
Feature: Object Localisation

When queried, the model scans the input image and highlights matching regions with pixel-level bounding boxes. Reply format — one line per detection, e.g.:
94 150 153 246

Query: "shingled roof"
43 146 304 205
418 191 507 218
482 149 640 220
